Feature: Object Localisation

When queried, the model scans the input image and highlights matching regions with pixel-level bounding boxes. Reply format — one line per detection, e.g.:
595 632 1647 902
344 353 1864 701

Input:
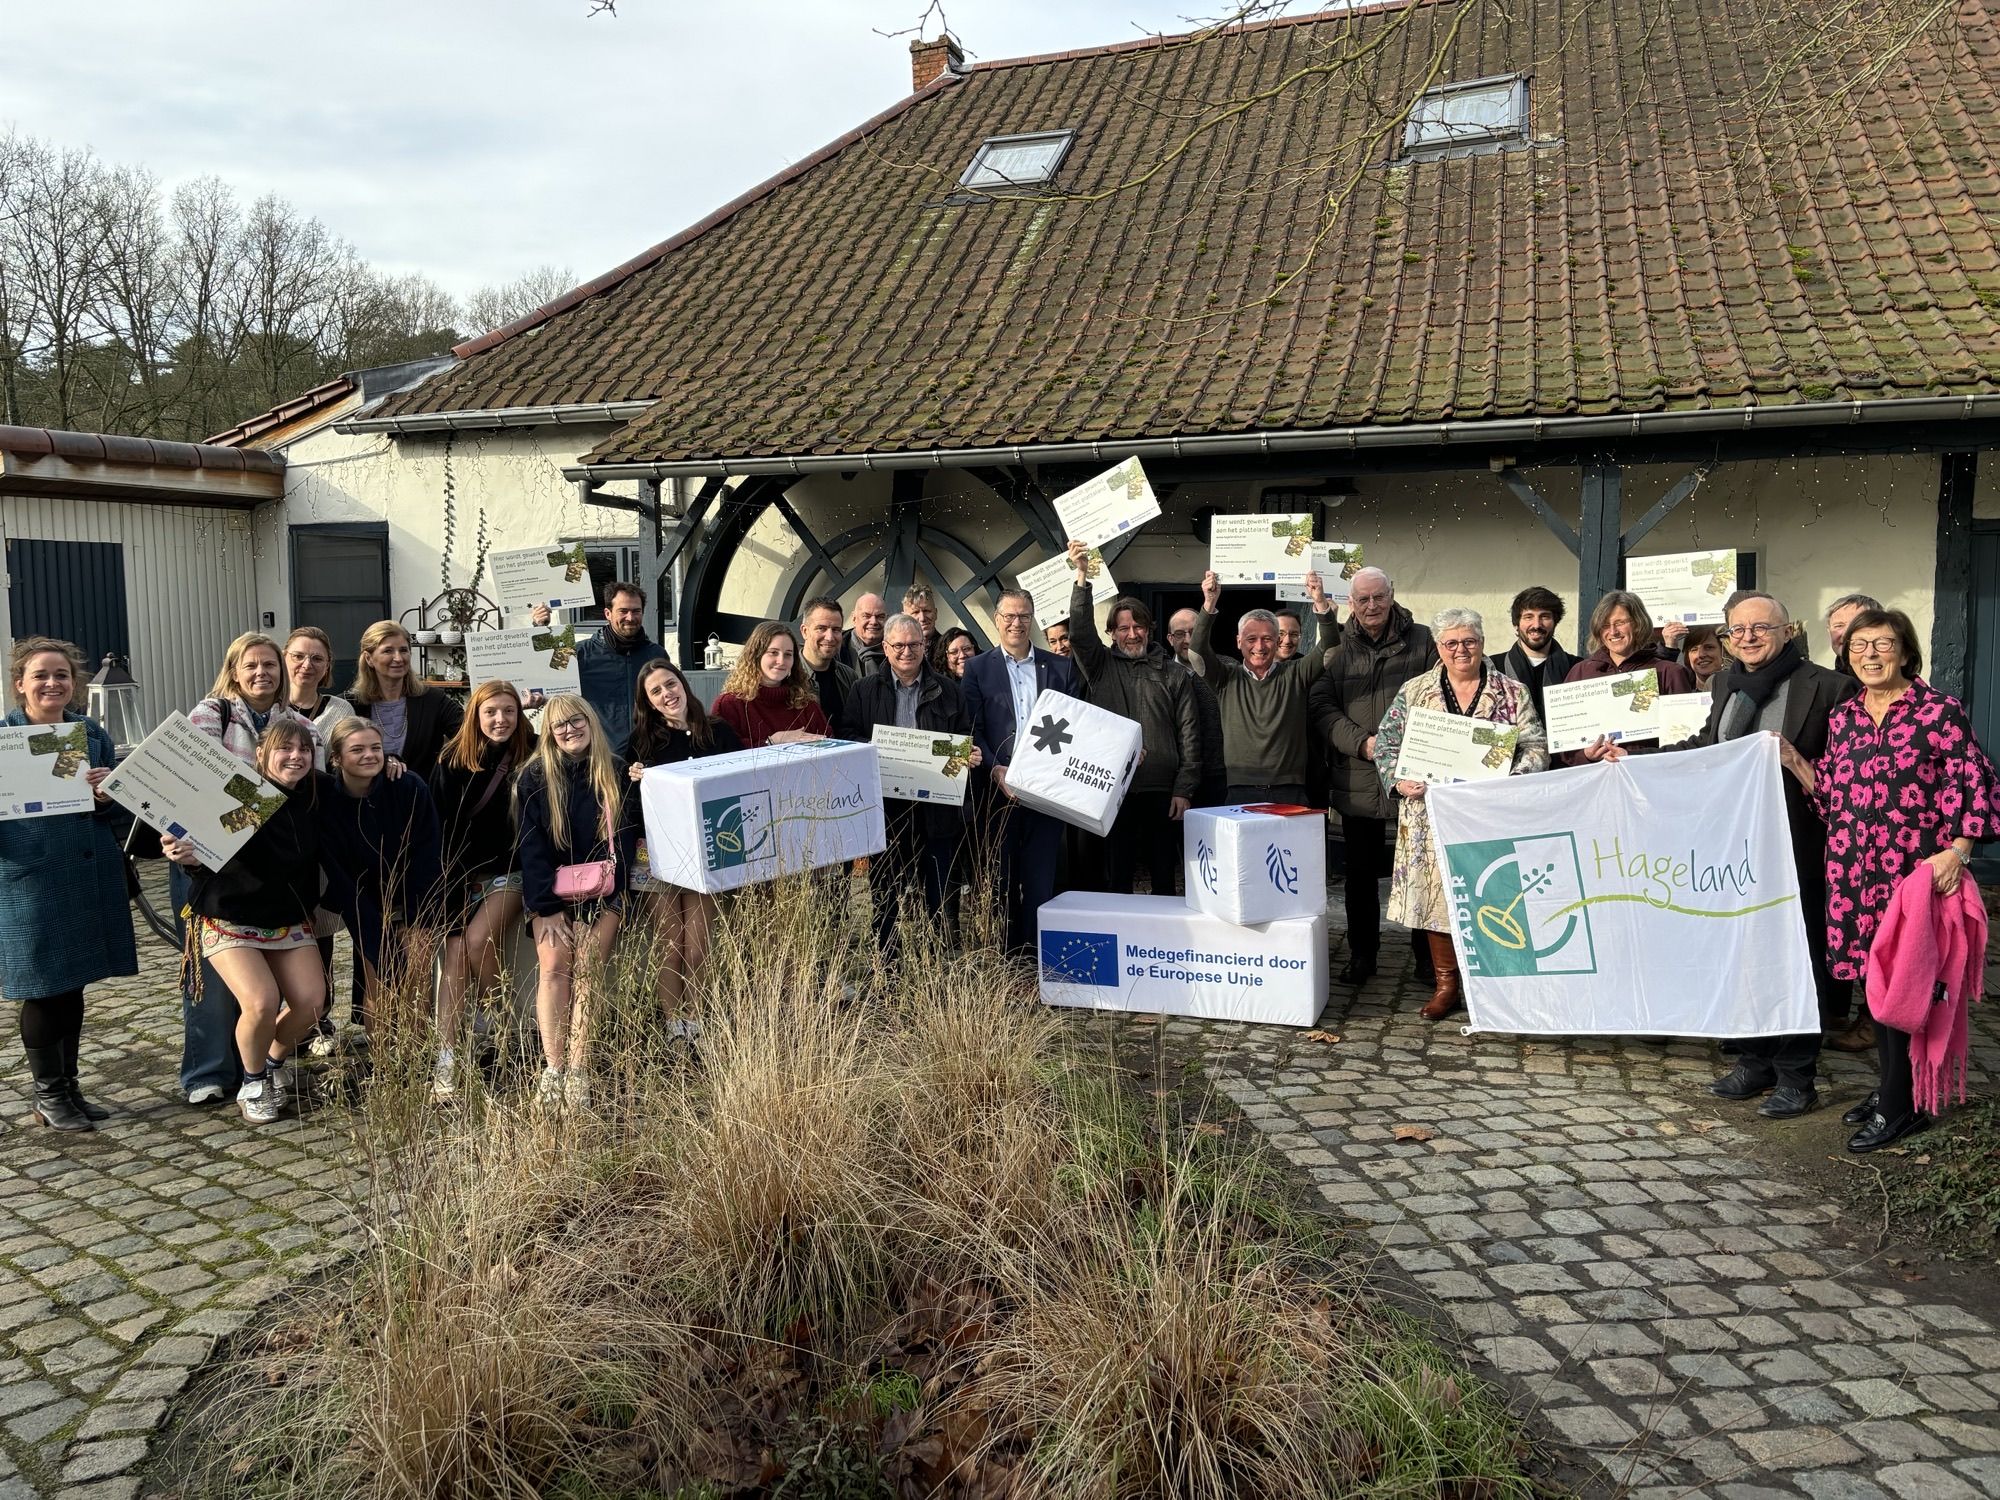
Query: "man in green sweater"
1191 567 1336 805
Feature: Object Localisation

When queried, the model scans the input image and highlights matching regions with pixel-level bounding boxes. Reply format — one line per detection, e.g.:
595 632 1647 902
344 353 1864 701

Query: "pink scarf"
1865 870 1986 1117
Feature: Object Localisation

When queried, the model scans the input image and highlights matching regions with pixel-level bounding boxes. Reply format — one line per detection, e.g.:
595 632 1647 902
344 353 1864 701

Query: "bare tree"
465 263 576 334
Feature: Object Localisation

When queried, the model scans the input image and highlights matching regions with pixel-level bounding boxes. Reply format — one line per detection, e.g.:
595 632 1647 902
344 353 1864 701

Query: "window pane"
1409 82 1520 146
966 135 1068 187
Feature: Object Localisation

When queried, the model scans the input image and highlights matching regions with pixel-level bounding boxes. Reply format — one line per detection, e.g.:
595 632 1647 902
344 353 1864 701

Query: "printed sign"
1627 549 1736 626
1209 513 1314 585
102 712 288 869
489 543 599 613
1392 707 1521 785
1002 690 1142 836
1276 541 1364 604
464 626 584 698
1541 669 1662 755
1427 735 1817 1037
1657 692 1713 747
0 721 98 820
870 724 974 806
1017 548 1117 630
1051 456 1161 550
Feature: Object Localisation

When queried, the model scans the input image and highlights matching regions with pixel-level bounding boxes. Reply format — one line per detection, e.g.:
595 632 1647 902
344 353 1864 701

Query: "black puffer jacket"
1308 605 1439 819
1068 583 1200 801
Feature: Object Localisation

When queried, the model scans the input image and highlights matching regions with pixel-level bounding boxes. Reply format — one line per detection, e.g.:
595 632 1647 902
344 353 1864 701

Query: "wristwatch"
1951 845 1973 867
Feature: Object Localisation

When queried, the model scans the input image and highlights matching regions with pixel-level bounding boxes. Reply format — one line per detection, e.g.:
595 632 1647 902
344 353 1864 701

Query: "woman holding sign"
161 721 328 1126
1812 609 1999 1152
1559 590 1697 766
350 621 464 779
1 638 136 1132
1372 608 1549 1022
517 694 636 1104
711 622 829 748
626 659 741 1020
427 680 536 1100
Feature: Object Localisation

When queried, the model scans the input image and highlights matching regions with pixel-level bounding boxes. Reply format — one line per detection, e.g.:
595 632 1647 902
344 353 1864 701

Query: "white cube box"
638 739 886 894
1038 892 1327 1028
1001 689 1142 837
1184 803 1327 926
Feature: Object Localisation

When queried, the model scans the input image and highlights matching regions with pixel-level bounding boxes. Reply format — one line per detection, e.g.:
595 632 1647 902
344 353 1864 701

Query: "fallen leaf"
1657 1122 1681 1136
1899 1269 1928 1282
1913 1153 1933 1166
1126 1014 1161 1027
1392 1124 1436 1143
1302 1029 1343 1045
1194 1122 1227 1138
1690 1119 1722 1134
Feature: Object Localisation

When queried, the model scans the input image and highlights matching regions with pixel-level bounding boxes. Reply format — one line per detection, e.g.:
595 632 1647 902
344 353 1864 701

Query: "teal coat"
0 709 138 1000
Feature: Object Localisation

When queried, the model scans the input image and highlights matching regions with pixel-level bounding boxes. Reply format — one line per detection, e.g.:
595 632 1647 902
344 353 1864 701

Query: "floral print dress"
1815 676 1997 982
1373 665 1549 932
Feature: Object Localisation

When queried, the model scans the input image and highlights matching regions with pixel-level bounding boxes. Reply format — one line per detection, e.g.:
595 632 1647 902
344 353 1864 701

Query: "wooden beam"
1578 461 1623 626
1498 470 1581 558
1619 465 1710 552
1931 451 1978 700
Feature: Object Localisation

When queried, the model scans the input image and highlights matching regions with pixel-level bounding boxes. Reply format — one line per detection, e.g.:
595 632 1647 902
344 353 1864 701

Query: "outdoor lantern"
87 653 148 752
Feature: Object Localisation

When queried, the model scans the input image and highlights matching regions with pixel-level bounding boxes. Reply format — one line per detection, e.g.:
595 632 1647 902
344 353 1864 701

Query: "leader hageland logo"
1445 833 1597 978
700 791 776 872
1030 715 1073 755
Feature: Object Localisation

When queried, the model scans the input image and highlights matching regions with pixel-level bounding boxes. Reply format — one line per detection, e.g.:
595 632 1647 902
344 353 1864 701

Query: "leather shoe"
1826 1018 1877 1053
1847 1112 1930 1154
1758 1086 1818 1119
1338 958 1376 987
1841 1090 1880 1127
1709 1064 1776 1100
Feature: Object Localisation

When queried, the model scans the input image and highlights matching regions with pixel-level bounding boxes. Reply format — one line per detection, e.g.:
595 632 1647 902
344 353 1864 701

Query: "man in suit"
1693 590 1859 1119
1494 585 1577 724
961 586 1077 955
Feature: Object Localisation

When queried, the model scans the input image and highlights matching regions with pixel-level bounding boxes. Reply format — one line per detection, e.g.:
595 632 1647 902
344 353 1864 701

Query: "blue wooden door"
5 538 131 673
1969 524 2000 761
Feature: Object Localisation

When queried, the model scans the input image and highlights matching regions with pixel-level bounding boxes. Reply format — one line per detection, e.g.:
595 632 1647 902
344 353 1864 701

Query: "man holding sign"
1192 567 1335 805
1676 591 1857 1118
838 613 981 955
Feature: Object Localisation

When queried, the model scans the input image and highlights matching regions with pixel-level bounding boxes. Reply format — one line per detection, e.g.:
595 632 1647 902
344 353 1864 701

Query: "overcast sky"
9 0 1224 300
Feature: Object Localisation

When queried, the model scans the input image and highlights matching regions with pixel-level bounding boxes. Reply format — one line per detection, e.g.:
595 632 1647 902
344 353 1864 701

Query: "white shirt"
1001 646 1038 753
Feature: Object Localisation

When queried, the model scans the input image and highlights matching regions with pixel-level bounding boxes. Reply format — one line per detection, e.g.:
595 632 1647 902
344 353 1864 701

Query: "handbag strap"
468 760 510 820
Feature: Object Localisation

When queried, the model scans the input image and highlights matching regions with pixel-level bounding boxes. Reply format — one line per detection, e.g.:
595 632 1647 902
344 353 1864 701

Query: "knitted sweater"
1191 609 1328 788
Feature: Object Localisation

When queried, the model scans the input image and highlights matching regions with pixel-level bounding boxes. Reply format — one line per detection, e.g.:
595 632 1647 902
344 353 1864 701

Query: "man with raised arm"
1192 567 1335 806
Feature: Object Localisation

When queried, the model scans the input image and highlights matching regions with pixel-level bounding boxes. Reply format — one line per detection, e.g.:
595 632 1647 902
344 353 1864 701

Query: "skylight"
1404 75 1529 157
960 130 1075 190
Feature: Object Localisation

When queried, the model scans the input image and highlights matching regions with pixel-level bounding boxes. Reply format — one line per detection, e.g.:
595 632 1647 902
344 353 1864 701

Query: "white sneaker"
562 1071 590 1108
307 1032 338 1059
665 1018 704 1043
264 1058 294 1111
535 1067 565 1105
186 1084 226 1106
236 1078 280 1125
431 1051 457 1101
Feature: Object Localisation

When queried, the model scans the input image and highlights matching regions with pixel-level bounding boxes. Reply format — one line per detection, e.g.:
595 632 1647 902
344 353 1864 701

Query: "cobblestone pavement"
0 929 361 1500
1183 919 2000 1500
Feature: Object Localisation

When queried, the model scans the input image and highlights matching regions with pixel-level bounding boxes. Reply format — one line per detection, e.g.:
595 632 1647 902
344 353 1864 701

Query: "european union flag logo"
1040 929 1117 986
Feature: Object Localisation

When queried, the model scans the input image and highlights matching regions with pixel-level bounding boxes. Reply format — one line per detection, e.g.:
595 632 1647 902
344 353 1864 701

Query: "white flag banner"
1426 735 1816 1038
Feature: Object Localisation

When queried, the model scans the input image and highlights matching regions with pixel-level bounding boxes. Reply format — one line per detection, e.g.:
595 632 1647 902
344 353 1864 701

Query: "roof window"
1404 75 1528 158
960 130 1075 191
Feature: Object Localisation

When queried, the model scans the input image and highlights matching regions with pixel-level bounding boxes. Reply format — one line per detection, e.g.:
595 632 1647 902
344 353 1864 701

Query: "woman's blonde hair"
349 621 427 704
282 625 336 704
721 620 813 709
206 632 285 703
522 693 623 859
326 714 383 769
8 636 86 710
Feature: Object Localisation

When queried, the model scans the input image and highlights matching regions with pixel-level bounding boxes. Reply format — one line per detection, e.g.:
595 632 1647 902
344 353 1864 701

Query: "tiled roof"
204 376 355 448
368 0 2000 465
0 424 284 476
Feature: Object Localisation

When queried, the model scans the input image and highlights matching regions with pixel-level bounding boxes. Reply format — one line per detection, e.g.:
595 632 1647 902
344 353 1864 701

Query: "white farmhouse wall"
256 422 641 640
0 496 260 726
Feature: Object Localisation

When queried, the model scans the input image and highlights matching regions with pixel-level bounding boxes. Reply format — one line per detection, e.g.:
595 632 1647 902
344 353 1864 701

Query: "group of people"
3 557 1991 1156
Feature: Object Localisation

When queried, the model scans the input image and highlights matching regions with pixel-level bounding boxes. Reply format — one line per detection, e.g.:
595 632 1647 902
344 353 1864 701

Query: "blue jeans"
171 863 242 1098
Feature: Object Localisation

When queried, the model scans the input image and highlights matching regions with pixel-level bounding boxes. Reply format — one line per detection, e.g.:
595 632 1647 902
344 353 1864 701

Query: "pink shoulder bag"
553 805 617 902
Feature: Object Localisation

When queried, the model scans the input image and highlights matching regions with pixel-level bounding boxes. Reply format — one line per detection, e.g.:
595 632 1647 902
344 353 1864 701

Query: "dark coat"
515 753 640 917
575 627 660 751
0 710 137 999
428 743 529 887
1309 605 1440 819
960 646 1077 766
362 689 464 780
188 778 327 931
838 664 974 840
315 769 445 930
808 657 862 725
1557 645 1699 765
1067 582 1201 800
1495 640 1580 725
1185 667 1229 805
840 630 885 678
625 718 744 769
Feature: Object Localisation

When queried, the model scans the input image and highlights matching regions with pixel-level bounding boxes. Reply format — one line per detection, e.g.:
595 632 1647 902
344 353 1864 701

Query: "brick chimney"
910 34 964 91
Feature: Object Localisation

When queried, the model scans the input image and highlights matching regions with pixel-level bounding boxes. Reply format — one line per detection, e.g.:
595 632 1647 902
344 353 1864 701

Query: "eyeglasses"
1440 640 1482 654
551 716 589 735
996 611 1034 623
884 640 924 654
1847 638 1899 658
1723 623 1783 640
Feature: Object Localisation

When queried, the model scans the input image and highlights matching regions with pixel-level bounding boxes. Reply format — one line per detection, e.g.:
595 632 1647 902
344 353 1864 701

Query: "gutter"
562 394 2000 481
337 400 654 436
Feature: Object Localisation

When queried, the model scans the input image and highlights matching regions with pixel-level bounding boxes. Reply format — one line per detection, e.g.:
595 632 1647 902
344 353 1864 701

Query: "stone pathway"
0 921 359 1500
1184 920 2000 1499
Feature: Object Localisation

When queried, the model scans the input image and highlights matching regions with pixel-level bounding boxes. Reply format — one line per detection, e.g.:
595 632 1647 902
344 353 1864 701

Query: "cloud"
8 0 1210 299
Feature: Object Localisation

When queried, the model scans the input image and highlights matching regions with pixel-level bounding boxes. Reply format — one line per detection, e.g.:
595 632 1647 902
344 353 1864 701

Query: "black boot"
25 1046 93 1132
60 1033 109 1123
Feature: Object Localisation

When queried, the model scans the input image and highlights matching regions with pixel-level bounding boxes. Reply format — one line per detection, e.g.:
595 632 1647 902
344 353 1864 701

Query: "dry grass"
164 870 1538 1500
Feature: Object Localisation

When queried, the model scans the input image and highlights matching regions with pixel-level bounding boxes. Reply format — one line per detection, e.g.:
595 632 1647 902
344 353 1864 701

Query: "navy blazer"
961 646 1077 767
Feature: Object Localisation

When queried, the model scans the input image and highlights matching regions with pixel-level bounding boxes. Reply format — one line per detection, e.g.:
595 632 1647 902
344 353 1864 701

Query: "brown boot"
1826 1017 1876 1053
1420 931 1462 1021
